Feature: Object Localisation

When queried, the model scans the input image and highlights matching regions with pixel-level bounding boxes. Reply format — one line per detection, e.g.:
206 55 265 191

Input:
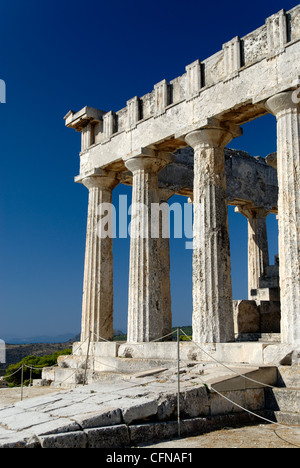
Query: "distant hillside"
1 341 74 375
4 333 78 345
0 331 124 374
3 330 125 345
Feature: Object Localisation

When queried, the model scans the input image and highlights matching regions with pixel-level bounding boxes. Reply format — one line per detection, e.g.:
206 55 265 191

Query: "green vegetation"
173 326 192 341
113 326 193 342
4 349 72 387
113 334 127 342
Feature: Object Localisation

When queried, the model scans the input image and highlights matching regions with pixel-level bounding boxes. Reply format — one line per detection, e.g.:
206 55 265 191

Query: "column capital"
265 90 300 117
185 120 242 149
79 169 119 191
124 148 173 174
235 204 271 220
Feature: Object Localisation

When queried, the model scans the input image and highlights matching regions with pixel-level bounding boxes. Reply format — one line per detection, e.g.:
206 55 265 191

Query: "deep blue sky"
0 0 295 341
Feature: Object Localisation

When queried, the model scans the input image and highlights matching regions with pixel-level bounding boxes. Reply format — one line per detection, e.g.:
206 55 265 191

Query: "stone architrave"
185 121 242 343
265 91 300 345
80 171 118 342
235 205 270 299
124 151 172 342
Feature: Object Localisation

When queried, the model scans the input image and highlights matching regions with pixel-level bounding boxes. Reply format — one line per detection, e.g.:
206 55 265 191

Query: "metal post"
20 365 24 401
177 328 181 438
83 331 91 386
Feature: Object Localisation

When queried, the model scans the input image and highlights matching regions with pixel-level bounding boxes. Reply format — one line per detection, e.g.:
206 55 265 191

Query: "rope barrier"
0 366 23 379
91 332 110 342
2 328 299 446
196 370 300 440
91 329 177 344
151 330 178 342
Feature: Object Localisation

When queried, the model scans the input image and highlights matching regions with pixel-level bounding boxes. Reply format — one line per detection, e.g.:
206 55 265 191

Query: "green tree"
4 349 71 387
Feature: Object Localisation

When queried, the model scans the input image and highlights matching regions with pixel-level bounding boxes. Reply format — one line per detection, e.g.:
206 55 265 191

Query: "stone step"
265 388 300 414
277 366 300 388
265 410 300 426
236 333 281 343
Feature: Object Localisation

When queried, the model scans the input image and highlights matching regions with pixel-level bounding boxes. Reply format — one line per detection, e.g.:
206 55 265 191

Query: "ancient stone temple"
54 6 300 381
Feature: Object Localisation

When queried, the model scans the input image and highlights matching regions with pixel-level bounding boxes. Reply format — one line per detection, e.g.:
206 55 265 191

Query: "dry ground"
0 385 63 406
141 424 300 449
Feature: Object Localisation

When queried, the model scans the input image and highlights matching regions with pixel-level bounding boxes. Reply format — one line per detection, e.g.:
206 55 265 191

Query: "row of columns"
80 90 300 345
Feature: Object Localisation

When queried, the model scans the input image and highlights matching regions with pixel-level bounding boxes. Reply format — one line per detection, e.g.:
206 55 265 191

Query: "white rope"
205 376 300 434
150 330 177 342
0 366 23 379
91 329 177 344
72 335 90 353
23 364 58 371
91 332 110 342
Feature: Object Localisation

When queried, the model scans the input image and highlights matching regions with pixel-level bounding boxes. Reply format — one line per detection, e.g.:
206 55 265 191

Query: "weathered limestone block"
185 59 202 100
277 365 300 388
180 386 210 418
71 407 122 429
209 388 265 416
38 431 87 449
84 425 130 448
265 91 300 344
263 344 300 365
265 388 300 414
157 386 210 422
157 393 177 421
259 301 281 333
185 122 242 343
72 341 120 358
233 300 260 335
129 421 179 445
119 397 159 425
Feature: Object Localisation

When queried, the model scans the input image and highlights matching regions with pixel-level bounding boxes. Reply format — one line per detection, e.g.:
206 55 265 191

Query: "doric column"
265 91 300 344
125 151 172 342
235 205 270 299
185 121 242 343
158 189 173 340
80 170 118 342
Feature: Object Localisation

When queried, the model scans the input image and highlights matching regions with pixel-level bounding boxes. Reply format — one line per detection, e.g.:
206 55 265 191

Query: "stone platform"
0 362 278 448
41 340 300 388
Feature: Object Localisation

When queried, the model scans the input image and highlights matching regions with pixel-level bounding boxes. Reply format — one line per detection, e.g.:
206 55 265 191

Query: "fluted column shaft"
81 172 118 342
158 189 173 340
236 205 270 298
125 155 170 342
266 91 300 344
185 123 241 343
